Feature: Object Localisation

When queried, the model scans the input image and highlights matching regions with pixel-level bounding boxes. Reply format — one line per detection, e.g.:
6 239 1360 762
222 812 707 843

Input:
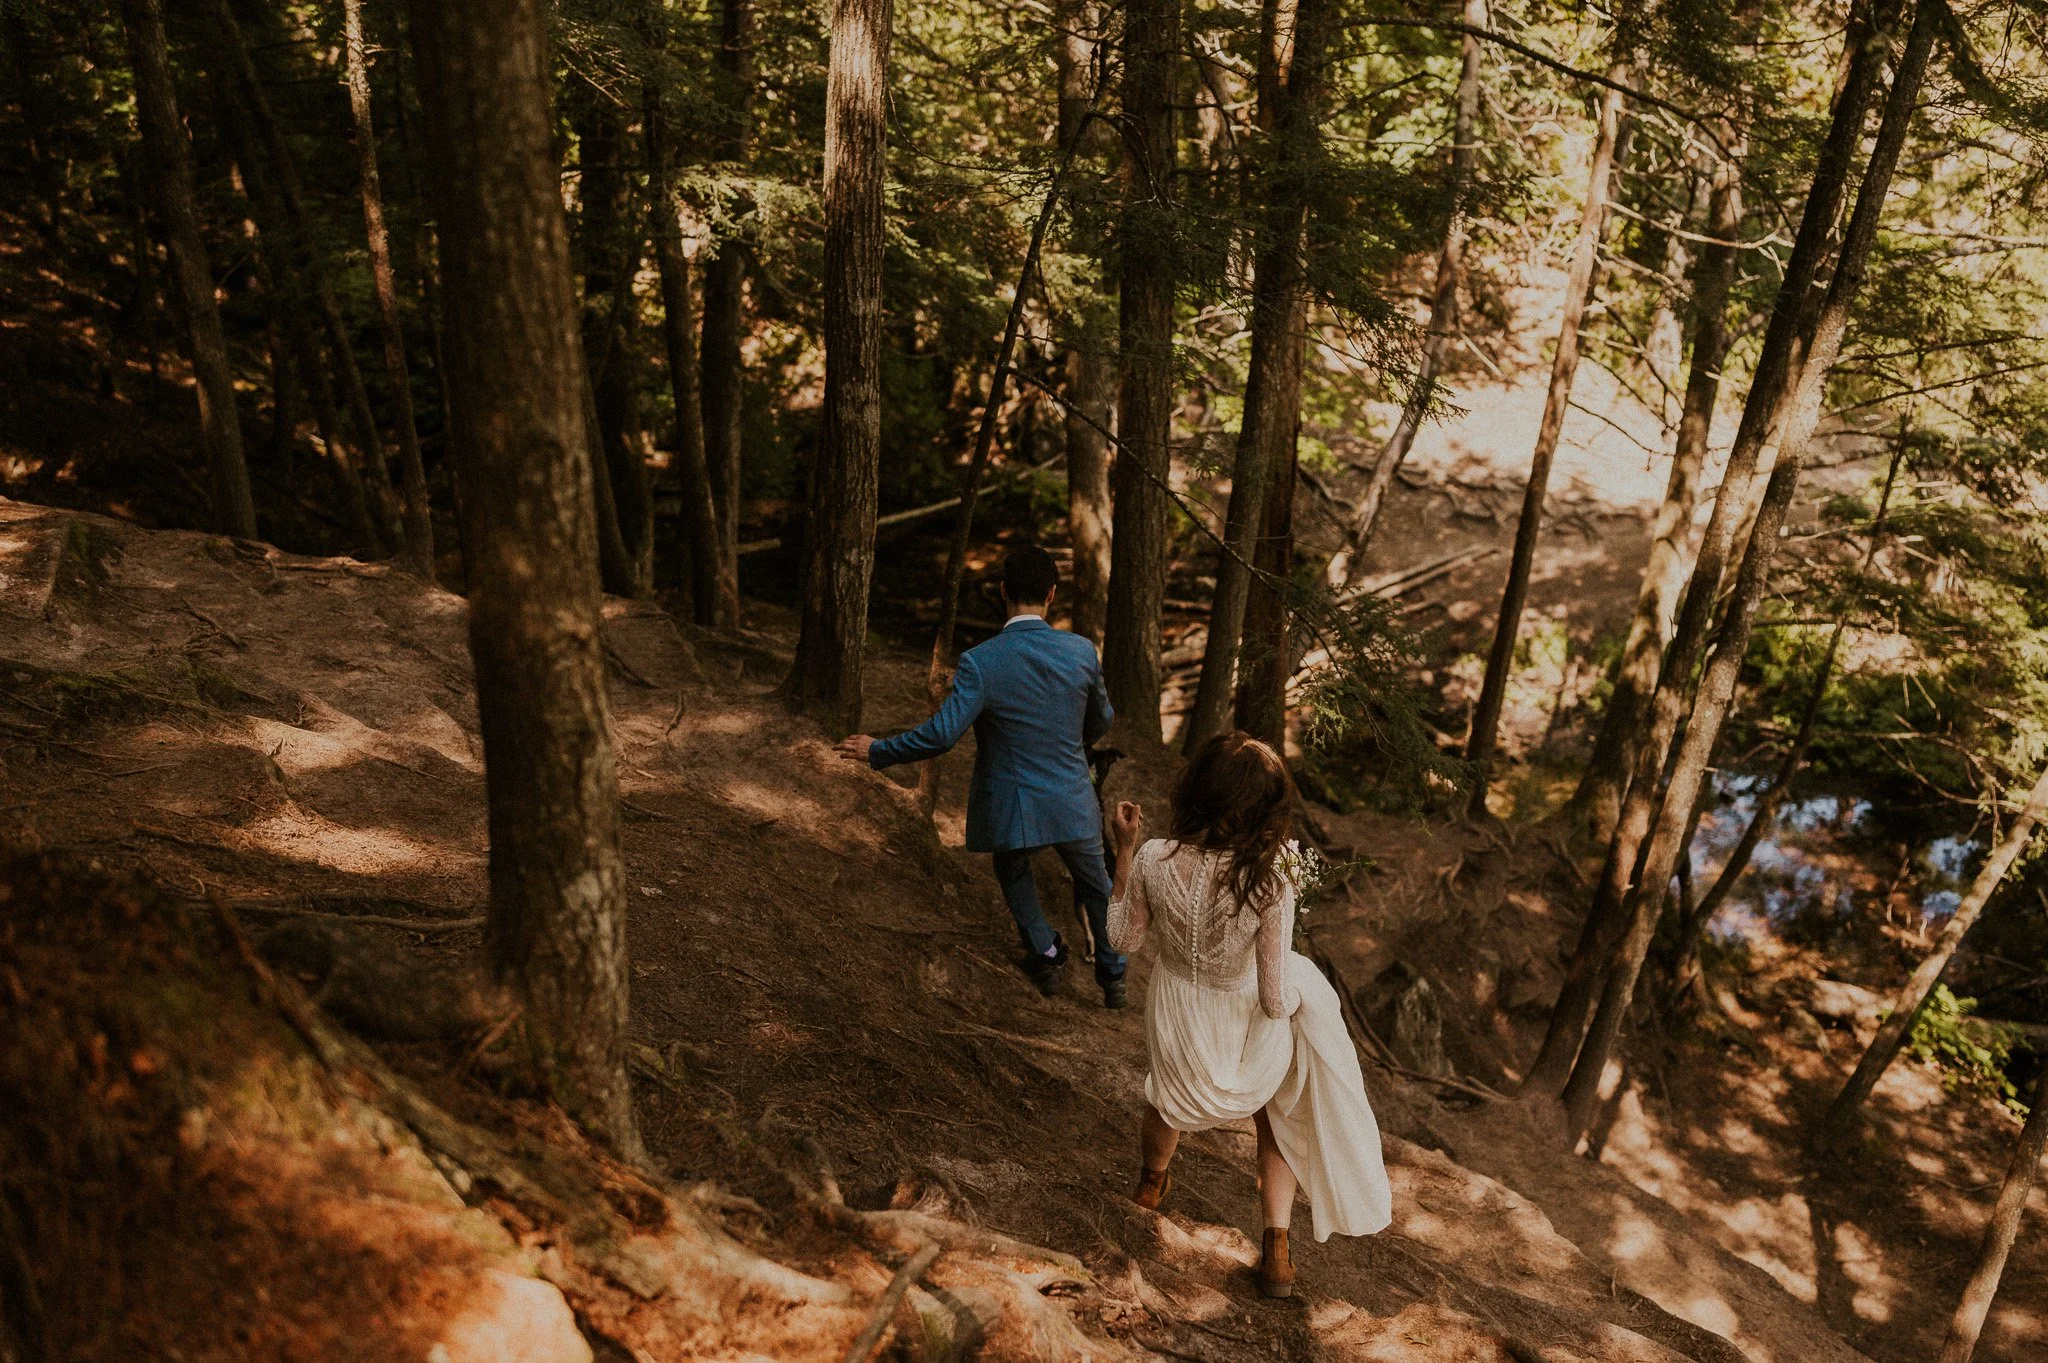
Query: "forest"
4 0 2048 1359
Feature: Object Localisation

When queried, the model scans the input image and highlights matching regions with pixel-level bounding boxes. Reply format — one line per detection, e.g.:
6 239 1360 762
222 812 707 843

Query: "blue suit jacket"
869 616 1113 853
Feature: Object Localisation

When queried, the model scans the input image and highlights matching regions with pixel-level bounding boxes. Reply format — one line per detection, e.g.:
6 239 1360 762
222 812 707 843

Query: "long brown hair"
1170 732 1295 913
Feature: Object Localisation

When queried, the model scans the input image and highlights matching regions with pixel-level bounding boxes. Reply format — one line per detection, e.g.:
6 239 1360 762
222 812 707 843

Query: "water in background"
1688 773 1982 948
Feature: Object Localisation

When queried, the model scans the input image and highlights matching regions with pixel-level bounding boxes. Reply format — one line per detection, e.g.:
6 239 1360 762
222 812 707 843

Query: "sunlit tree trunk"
199 0 399 544
646 79 729 625
1327 0 1486 589
1820 758 2048 1148
1057 0 1114 646
787 0 892 734
1464 73 1626 814
1569 163 1743 842
1183 0 1330 751
1101 0 1180 741
701 0 755 609
118 0 258 540
1559 3 1937 1142
406 0 642 1163
343 0 435 579
1524 0 1902 1098
1644 169 1707 431
1935 1063 2048 1363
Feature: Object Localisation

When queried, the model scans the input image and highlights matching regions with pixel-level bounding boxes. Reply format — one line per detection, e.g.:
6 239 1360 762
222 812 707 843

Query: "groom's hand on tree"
836 735 875 763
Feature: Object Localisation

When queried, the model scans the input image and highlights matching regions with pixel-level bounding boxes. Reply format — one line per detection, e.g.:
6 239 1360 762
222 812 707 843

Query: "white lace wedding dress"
1107 838 1392 1241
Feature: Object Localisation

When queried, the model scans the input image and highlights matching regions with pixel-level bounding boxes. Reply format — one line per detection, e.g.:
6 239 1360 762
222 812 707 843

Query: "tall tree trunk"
1669 429 1904 1000
343 0 435 579
1234 411 1296 747
211 85 382 554
1524 0 1901 1097
3 3 66 240
584 374 641 596
118 0 259 539
1569 163 1744 841
786 0 893 734
1820 757 2048 1147
198 0 400 545
1057 0 1114 647
1327 0 1486 589
1935 1062 2048 1363
1182 0 1330 751
574 90 655 597
1558 2 1938 1142
1464 73 1626 814
700 0 755 607
1100 0 1180 742
645 80 729 625
405 0 642 1163
1644 168 1707 430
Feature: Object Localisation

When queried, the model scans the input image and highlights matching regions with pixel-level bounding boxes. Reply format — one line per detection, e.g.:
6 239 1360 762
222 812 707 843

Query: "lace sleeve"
1255 881 1300 1020
1107 840 1152 953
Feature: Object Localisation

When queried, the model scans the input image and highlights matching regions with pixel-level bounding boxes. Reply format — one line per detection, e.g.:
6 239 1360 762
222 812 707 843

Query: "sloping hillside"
2 496 1874 1362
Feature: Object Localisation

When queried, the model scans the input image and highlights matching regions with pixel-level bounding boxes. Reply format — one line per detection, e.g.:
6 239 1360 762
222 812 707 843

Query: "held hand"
1111 800 1144 853
836 735 876 763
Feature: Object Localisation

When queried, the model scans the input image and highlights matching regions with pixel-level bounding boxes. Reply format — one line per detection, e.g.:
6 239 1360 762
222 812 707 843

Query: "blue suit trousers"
990 833 1127 983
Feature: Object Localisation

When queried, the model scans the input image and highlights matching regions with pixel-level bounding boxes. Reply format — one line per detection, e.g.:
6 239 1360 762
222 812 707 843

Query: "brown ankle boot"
1259 1227 1295 1298
1132 1166 1173 1210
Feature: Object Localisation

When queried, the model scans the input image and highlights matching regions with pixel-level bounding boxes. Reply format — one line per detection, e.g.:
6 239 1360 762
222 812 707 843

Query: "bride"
1107 732 1391 1297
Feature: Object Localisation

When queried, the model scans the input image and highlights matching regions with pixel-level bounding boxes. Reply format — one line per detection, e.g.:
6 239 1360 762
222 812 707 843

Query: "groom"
837 545 1128 1007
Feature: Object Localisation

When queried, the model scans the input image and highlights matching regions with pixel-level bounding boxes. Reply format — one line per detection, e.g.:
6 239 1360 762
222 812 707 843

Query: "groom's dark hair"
1002 543 1059 604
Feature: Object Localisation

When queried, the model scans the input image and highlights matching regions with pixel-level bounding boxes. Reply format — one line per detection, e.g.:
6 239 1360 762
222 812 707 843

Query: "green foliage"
1290 586 1468 815
1905 984 2027 1115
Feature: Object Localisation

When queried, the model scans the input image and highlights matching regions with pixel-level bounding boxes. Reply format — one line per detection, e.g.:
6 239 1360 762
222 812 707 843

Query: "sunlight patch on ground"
241 805 478 876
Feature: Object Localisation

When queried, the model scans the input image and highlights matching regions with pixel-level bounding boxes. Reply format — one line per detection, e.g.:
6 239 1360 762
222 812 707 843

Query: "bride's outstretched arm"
1107 805 1148 952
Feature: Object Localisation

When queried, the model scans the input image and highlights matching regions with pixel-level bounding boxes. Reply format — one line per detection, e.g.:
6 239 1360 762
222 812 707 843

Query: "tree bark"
199 0 400 544
701 0 756 608
343 0 435 579
1524 0 1901 1097
574 89 655 598
1644 168 1707 431
405 0 642 1163
1570 164 1744 842
1234 411 1296 748
118 0 259 540
583 373 641 597
645 80 730 625
1057 0 1114 647
1559 2 1938 1142
1464 72 1626 814
210 82 382 554
1182 0 1330 751
786 0 893 735
1820 756 2048 1147
1100 0 1181 742
1327 0 1486 589
1935 1063 2048 1363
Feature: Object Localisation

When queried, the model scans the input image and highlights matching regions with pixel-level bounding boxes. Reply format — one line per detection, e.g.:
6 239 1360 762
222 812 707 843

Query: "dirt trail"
0 496 1882 1362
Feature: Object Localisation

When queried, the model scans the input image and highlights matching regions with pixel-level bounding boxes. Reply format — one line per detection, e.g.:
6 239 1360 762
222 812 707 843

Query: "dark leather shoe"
1022 935 1069 997
1102 977 1127 1010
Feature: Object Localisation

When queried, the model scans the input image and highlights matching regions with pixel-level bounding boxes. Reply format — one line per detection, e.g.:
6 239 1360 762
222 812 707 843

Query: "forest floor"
4 495 2037 1363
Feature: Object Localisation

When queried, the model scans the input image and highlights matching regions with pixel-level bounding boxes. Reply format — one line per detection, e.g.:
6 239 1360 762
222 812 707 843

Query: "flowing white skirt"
1143 952 1393 1242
